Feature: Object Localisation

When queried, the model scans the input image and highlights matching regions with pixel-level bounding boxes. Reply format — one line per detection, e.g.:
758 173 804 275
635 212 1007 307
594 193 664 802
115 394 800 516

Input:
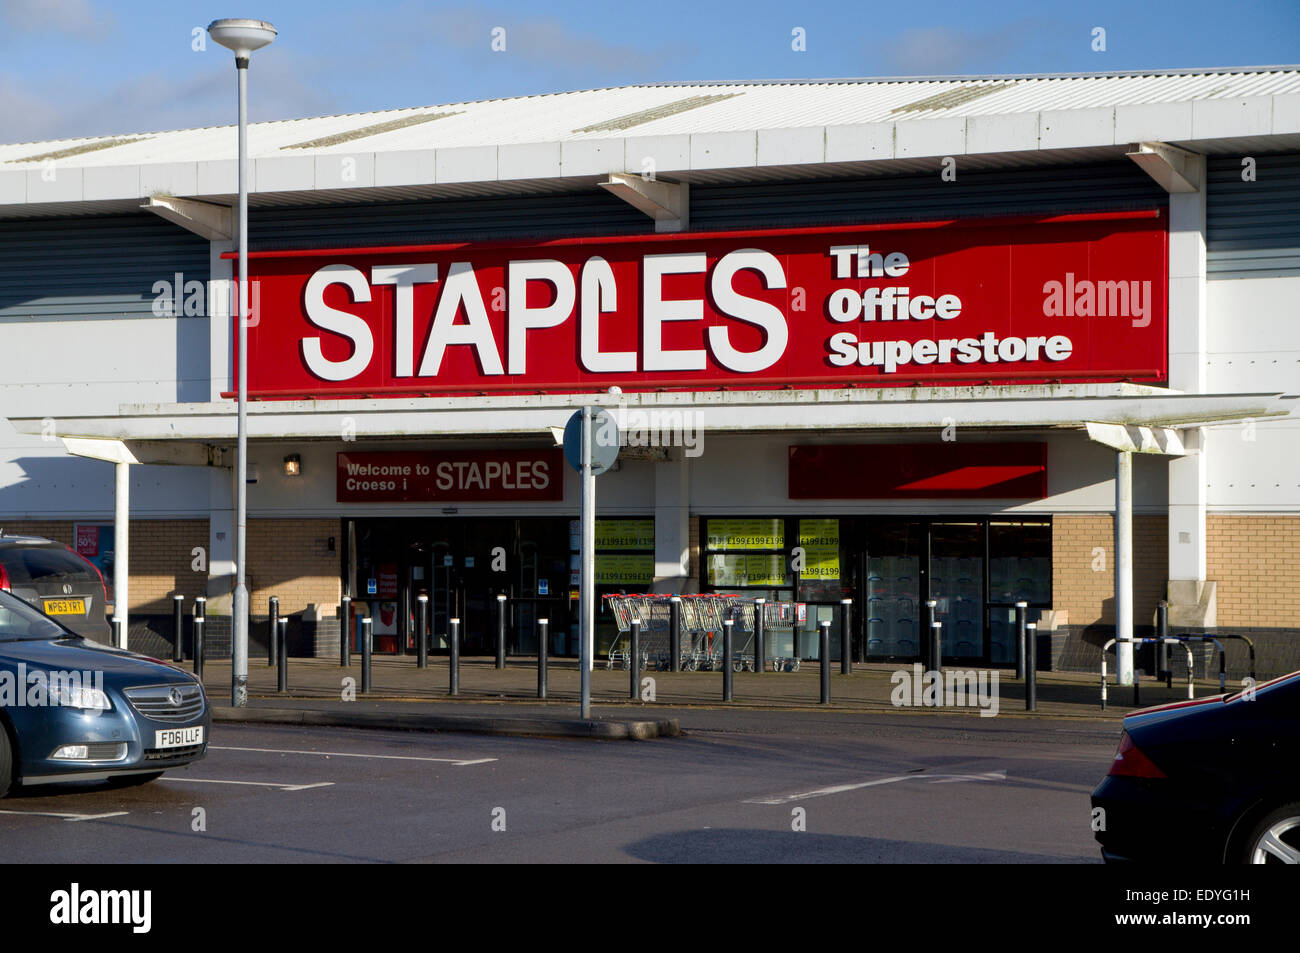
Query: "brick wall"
1208 515 1300 627
1052 514 1168 626
247 518 341 617
0 518 208 613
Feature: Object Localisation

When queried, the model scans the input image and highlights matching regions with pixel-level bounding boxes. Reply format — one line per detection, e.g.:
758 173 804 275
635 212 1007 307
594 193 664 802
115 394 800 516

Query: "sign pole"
580 405 595 718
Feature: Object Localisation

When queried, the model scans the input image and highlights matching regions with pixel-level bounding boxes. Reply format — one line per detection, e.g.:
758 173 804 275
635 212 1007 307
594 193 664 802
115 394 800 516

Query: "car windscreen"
1 547 96 586
0 590 69 641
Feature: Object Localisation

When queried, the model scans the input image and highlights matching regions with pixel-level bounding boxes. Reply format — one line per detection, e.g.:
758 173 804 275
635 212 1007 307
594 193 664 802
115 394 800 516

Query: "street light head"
207 18 277 59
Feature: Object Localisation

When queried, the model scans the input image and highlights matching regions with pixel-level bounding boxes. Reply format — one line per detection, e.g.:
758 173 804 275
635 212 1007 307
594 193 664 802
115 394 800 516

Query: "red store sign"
234 211 1167 398
337 450 563 503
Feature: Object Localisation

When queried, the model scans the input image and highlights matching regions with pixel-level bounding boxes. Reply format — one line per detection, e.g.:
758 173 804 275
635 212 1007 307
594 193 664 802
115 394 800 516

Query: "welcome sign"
233 210 1167 398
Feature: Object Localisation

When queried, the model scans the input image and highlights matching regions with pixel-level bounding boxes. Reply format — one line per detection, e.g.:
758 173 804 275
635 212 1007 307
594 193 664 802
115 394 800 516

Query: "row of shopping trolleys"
603 594 810 673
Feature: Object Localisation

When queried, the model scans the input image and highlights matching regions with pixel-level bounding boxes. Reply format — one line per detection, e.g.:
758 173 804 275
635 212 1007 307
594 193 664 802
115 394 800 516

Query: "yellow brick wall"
1207 515 1300 626
247 518 341 616
1052 514 1167 625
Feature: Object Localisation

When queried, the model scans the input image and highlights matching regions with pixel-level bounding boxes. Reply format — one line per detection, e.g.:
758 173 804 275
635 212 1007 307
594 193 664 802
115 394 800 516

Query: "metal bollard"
1157 601 1170 688
819 620 831 704
277 617 288 692
449 617 460 696
416 594 429 669
669 597 682 673
113 617 123 652
537 618 549 699
1015 602 1027 680
840 598 853 675
172 594 185 662
361 617 372 694
629 618 641 700
340 595 351 667
193 600 205 680
268 595 279 667
924 600 938 670
723 619 734 702
496 594 507 670
1026 622 1038 711
753 598 766 674
930 619 943 676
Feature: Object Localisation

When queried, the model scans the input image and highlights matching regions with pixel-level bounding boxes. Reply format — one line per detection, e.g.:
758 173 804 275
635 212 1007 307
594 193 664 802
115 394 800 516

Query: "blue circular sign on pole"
564 407 619 475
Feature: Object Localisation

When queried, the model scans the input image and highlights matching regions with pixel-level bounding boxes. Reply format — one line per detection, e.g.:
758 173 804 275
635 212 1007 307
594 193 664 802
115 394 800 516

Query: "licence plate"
43 598 85 616
154 726 204 749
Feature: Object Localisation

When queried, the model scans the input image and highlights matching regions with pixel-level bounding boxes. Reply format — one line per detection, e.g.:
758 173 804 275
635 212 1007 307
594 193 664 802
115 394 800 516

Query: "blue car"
0 588 209 796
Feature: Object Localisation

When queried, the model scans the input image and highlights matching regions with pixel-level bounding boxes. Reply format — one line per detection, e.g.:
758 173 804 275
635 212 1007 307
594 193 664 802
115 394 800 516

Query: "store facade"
2 70 1298 674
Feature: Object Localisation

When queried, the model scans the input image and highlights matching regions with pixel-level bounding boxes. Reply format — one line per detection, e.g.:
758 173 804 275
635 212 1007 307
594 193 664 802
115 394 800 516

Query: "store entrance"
349 517 573 656
855 518 1050 666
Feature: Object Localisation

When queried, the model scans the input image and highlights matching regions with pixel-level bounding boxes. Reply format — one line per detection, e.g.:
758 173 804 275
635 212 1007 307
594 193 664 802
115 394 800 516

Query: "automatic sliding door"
930 522 984 660
863 521 923 659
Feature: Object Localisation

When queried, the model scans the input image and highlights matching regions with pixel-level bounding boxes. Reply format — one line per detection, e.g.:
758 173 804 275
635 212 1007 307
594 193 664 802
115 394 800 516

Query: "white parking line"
210 745 497 767
744 770 1006 805
0 809 129 822
158 778 334 792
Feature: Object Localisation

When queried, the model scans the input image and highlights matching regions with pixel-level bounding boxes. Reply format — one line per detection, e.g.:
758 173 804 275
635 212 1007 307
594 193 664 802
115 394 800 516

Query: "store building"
1 68 1298 675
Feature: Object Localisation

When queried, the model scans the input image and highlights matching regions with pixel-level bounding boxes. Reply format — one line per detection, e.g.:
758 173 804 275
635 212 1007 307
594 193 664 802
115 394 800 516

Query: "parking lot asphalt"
0 719 1111 863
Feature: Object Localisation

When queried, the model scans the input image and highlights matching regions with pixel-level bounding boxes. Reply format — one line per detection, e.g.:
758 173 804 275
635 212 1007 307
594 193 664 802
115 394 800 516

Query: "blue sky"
1 0 1298 143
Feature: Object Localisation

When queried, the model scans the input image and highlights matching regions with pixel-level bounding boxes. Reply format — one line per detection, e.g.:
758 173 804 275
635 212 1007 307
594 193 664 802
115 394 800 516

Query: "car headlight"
49 685 112 710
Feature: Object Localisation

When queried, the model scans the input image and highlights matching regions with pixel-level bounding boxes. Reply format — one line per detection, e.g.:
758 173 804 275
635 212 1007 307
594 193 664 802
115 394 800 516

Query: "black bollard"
277 617 288 692
361 617 372 694
924 600 938 670
537 618 549 699
819 620 831 704
753 598 766 675
172 594 184 662
1026 622 1038 711
840 598 853 675
496 594 507 670
340 595 351 667
193 599 205 680
1015 602 1027 680
629 618 641 701
449 617 460 696
1157 601 1170 688
723 619 734 702
268 595 279 667
416 594 429 669
930 620 943 676
669 597 682 673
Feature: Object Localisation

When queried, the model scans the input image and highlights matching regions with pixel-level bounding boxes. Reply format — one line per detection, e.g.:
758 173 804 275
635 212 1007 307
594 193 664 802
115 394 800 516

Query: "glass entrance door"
863 520 924 659
929 522 984 660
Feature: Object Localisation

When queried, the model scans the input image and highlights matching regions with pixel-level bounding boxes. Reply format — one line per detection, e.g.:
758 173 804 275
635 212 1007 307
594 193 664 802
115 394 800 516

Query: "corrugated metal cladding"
249 162 1164 250
0 214 209 319
691 162 1165 229
247 191 652 250
1207 153 1300 279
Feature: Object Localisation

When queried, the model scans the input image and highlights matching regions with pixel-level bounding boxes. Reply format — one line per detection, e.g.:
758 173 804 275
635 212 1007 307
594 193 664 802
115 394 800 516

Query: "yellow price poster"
595 519 654 550
799 519 840 580
595 554 653 585
707 518 784 550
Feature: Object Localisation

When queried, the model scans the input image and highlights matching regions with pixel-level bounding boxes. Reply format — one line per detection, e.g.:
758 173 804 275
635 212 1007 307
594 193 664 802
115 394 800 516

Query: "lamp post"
207 17 276 707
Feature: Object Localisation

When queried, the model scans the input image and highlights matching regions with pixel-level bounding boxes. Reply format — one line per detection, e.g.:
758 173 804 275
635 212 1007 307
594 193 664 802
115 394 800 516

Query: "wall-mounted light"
283 454 302 477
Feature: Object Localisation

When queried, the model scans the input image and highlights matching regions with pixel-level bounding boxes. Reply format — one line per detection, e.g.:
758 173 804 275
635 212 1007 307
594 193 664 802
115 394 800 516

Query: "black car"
1091 670 1300 863
0 533 111 641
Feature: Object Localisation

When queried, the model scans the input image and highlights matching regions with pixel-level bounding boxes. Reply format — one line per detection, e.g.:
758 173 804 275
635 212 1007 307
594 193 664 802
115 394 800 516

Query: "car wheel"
105 772 164 789
0 724 14 798
1244 803 1300 864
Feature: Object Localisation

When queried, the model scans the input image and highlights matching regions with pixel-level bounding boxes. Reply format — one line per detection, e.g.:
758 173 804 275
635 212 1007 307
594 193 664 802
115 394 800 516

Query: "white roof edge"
2 92 1298 211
